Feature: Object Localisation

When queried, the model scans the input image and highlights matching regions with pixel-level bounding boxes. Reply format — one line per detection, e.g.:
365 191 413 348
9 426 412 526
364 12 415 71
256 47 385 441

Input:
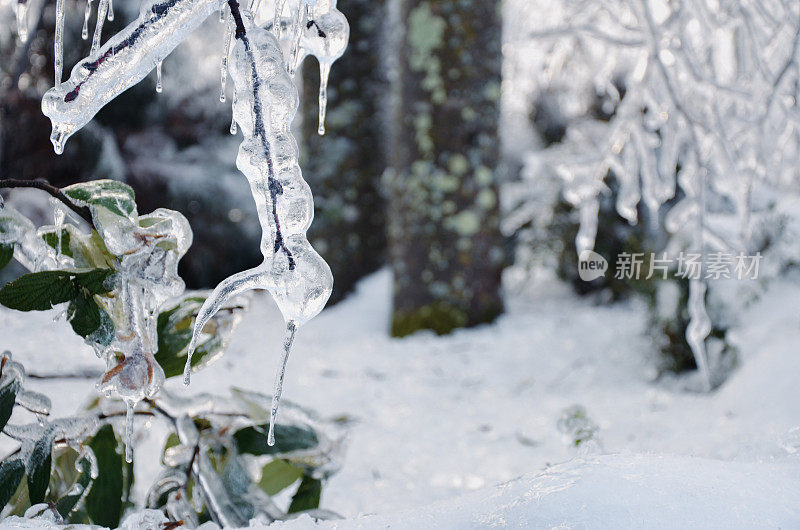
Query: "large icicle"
42 0 224 154
183 15 333 445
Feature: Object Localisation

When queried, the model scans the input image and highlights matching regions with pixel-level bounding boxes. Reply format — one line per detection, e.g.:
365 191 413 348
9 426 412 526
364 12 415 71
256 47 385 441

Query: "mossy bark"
301 0 388 304
388 0 505 337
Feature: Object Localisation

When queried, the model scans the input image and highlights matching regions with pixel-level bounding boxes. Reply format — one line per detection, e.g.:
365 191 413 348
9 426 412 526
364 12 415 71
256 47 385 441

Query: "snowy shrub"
503 0 800 389
0 181 345 525
0 0 356 524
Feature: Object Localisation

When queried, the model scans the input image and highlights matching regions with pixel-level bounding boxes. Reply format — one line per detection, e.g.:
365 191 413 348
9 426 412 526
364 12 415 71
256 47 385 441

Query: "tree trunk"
301 0 388 304
388 0 505 337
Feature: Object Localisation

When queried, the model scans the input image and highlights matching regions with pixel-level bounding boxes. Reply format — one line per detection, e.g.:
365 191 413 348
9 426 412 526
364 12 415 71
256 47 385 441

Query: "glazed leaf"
287 475 321 514
27 432 54 504
0 244 12 270
233 424 318 456
0 459 24 510
85 425 123 528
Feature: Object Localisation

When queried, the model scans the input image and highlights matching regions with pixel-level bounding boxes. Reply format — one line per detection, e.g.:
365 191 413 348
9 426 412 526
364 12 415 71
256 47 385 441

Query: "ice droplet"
82 0 92 40
318 61 330 135
107 0 114 21
54 0 66 88
16 1 29 43
268 320 296 446
156 60 163 93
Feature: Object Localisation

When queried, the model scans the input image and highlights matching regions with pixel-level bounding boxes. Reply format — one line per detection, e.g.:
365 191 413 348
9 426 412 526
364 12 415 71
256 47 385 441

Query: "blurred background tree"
386 0 505 337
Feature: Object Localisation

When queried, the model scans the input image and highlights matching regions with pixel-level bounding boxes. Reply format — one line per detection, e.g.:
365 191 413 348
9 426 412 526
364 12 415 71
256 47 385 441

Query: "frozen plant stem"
0 179 94 227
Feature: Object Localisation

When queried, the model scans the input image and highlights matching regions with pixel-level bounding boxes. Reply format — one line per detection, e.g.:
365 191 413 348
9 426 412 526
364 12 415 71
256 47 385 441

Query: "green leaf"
67 294 102 338
56 453 92 518
258 459 303 496
63 180 137 219
40 228 73 259
0 378 20 432
27 432 54 504
85 424 123 528
0 271 78 311
0 244 13 271
287 475 321 514
160 433 181 465
0 269 115 312
155 294 245 379
0 459 25 510
233 424 318 456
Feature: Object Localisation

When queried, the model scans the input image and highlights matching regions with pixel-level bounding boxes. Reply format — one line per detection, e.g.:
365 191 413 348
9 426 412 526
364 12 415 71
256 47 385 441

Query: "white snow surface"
2 269 800 527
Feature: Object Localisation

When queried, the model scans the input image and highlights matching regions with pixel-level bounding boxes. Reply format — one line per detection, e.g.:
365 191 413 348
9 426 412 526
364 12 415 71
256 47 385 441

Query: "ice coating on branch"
184 16 333 445
89 206 192 461
42 0 224 154
1 353 99 467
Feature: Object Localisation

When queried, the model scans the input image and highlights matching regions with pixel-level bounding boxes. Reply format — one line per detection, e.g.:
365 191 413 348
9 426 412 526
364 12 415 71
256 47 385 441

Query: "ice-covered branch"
41 0 224 154
0 179 94 227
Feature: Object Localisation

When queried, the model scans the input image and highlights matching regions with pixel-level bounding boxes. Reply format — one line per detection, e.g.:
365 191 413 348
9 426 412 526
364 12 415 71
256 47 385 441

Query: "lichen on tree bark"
388 0 505 337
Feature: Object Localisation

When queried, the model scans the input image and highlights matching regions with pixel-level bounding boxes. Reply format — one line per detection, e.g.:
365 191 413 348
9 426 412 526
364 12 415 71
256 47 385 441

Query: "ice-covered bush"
0 181 345 526
504 0 800 389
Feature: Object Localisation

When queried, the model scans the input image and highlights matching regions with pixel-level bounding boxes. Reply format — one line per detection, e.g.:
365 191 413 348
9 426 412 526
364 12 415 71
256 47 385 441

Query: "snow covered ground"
2 268 800 527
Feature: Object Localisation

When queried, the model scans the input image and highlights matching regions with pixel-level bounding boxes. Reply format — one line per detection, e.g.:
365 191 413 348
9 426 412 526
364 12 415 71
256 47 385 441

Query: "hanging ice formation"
183 11 336 446
35 0 348 446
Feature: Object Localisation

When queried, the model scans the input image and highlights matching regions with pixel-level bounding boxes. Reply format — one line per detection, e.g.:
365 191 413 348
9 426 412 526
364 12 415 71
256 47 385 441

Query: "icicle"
687 279 712 391
124 401 134 463
184 16 333 386
288 2 309 77
219 15 233 103
15 1 29 43
155 60 163 93
107 0 114 21
52 200 66 264
273 0 286 37
54 0 65 88
82 0 92 40
268 321 296 446
317 61 330 135
91 0 110 56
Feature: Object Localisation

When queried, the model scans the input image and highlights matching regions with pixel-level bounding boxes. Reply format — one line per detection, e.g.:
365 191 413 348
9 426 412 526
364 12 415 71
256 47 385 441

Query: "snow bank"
273 454 800 529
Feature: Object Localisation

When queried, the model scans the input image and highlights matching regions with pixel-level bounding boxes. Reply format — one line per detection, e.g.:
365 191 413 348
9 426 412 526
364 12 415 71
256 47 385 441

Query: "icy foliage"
1 181 193 461
505 0 800 389
19 0 349 445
